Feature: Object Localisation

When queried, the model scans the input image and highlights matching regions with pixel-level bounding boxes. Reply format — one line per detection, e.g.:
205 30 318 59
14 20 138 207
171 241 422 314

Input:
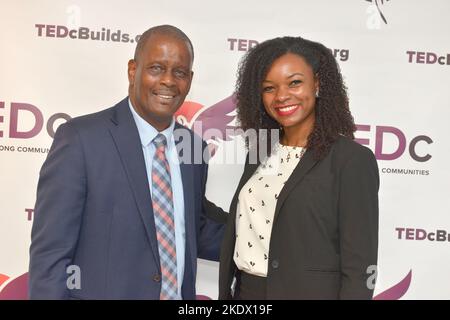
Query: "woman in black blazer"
211 36 379 299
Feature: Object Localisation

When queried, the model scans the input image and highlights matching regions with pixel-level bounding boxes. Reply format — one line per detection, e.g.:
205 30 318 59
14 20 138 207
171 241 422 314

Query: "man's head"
128 25 194 131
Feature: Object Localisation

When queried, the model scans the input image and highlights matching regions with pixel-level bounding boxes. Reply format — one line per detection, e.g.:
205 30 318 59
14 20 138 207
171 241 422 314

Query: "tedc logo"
407 51 450 66
396 227 450 242
355 124 432 162
0 101 71 139
1 98 434 170
227 38 350 62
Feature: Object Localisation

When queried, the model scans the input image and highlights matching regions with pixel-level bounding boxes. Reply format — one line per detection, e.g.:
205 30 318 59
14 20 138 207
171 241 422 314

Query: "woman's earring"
315 90 319 98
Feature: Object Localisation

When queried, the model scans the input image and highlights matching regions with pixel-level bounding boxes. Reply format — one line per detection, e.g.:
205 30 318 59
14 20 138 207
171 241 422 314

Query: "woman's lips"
274 104 300 116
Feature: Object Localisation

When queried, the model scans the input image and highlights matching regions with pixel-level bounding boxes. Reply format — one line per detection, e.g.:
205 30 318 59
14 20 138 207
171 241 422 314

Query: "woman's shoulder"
333 135 377 162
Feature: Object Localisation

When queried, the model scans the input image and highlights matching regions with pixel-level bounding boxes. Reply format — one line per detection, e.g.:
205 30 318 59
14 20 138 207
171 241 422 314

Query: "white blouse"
233 142 306 277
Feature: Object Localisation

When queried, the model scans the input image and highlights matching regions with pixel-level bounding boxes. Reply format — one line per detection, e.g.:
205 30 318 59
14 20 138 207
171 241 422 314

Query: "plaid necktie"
151 134 178 300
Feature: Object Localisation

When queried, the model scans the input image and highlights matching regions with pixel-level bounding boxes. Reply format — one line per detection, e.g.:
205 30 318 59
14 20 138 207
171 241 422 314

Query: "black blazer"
217 136 379 299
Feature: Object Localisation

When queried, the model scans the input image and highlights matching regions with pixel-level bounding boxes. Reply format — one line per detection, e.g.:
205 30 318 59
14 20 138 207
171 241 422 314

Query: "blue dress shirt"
128 99 185 300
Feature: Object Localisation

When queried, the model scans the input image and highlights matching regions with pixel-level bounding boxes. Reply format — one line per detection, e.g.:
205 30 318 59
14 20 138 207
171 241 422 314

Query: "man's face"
128 33 193 131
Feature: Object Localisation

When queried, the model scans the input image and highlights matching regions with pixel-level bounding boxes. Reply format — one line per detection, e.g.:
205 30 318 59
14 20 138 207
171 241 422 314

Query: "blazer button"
153 274 161 282
271 260 279 269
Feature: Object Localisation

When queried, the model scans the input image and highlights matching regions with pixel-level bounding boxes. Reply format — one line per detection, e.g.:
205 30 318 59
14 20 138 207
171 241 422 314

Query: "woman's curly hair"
235 36 355 160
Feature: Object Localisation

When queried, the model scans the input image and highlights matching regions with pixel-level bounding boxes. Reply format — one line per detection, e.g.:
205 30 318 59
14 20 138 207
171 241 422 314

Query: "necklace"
279 144 307 164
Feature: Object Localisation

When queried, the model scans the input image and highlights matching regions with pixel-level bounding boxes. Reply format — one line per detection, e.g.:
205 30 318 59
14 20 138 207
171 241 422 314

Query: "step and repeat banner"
1 0 449 299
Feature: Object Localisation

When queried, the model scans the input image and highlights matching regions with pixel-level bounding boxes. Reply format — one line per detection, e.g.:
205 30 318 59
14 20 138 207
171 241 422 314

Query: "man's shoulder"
68 103 116 128
64 98 126 132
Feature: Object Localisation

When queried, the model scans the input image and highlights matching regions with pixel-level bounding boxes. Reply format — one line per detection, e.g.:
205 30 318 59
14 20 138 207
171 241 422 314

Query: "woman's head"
261 52 318 143
235 36 355 159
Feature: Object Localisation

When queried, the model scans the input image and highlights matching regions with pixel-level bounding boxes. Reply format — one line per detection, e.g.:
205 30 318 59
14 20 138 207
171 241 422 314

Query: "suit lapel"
173 125 195 278
179 160 195 274
273 149 318 224
108 98 160 264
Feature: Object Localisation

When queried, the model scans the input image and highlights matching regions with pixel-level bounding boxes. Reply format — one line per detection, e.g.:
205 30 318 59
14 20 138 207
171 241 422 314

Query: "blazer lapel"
273 149 319 224
108 98 160 264
173 125 195 273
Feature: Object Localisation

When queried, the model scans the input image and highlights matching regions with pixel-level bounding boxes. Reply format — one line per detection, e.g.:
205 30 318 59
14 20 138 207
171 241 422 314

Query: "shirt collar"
128 98 175 149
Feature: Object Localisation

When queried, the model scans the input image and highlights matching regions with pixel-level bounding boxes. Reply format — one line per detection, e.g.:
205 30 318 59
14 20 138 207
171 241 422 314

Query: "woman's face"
261 53 318 132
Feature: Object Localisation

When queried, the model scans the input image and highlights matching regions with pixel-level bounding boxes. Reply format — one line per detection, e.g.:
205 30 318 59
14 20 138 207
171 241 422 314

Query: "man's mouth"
153 92 176 100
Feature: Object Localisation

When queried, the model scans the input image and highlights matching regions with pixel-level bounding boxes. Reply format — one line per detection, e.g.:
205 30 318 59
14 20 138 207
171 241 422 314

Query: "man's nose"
160 70 175 87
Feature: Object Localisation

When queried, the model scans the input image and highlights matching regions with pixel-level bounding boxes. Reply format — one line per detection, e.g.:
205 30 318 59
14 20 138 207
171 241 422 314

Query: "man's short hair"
133 25 194 62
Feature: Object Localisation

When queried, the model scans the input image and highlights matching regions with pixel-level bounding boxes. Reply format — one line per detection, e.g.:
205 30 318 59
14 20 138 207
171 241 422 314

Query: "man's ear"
128 59 137 86
187 70 194 92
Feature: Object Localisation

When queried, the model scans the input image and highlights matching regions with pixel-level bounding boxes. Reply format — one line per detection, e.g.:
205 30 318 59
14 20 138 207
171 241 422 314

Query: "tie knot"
153 134 167 148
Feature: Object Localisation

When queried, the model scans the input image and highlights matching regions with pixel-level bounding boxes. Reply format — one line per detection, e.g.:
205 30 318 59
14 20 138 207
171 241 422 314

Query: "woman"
217 36 379 299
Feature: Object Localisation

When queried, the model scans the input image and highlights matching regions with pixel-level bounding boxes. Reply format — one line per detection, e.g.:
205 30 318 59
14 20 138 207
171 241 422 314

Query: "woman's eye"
290 80 302 86
262 86 274 93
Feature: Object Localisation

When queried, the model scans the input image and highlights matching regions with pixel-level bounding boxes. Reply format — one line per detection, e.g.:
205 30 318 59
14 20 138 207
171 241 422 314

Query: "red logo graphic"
0 274 9 287
175 95 237 157
0 273 28 300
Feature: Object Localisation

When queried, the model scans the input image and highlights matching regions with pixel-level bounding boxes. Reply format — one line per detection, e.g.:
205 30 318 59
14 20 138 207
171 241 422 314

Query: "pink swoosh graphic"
373 270 412 300
0 272 29 300
0 271 411 300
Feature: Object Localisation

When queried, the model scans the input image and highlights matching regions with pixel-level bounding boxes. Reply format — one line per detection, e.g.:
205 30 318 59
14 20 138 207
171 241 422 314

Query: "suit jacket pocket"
305 266 340 273
68 293 83 300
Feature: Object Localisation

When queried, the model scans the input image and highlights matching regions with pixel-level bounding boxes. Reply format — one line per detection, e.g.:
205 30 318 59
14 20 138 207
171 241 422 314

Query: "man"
29 25 224 299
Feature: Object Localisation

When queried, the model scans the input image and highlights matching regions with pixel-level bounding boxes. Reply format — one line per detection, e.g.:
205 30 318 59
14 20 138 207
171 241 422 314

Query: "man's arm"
197 142 226 261
29 121 86 299
203 198 228 225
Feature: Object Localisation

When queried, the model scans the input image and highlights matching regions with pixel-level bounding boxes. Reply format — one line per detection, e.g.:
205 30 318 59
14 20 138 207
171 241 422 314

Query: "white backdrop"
1 0 449 299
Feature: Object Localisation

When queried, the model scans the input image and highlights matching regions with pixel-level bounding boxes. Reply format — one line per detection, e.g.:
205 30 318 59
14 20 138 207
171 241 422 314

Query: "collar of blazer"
233 148 319 226
273 149 318 224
